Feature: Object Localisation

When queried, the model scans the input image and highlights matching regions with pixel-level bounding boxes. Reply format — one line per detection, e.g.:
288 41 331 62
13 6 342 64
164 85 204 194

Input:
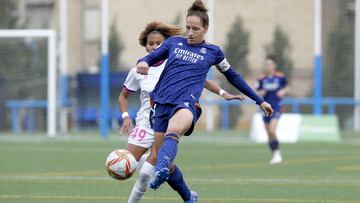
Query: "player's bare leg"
150 109 194 188
126 143 148 162
265 119 282 164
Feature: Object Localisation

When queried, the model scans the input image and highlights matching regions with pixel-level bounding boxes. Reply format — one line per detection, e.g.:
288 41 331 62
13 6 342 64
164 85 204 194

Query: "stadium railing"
202 97 360 129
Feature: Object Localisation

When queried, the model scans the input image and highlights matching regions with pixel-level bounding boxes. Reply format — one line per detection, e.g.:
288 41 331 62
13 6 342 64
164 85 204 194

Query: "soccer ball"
105 149 138 180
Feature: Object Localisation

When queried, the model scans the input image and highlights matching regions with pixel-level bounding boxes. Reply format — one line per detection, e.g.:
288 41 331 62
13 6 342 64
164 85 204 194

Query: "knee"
267 128 276 137
139 167 152 179
166 128 182 136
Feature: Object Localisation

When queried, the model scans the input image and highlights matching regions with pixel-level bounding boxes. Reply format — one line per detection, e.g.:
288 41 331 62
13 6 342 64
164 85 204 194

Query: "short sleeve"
281 76 288 88
214 48 231 72
256 79 263 90
123 68 140 92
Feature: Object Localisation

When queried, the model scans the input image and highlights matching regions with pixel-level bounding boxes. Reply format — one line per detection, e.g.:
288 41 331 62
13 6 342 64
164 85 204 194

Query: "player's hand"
136 62 149 75
120 117 133 136
260 102 273 117
223 93 246 101
277 89 286 98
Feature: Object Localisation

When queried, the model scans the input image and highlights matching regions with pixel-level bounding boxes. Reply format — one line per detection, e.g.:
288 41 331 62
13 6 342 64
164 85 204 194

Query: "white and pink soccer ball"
105 149 137 180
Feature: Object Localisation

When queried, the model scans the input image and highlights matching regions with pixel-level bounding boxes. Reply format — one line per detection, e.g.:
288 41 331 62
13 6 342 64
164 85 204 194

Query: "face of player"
186 15 208 45
145 33 166 53
264 59 276 75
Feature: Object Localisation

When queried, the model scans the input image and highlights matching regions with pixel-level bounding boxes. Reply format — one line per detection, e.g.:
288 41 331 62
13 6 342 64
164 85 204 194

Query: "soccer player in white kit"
119 21 245 203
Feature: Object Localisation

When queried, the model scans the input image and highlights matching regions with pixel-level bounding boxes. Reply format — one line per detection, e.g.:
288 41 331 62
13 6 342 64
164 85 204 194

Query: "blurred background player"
256 55 289 164
119 21 245 203
136 0 273 193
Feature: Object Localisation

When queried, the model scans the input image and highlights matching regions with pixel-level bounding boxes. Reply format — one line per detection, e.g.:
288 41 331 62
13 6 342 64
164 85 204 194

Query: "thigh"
126 143 149 161
266 118 279 141
167 108 193 136
268 118 279 132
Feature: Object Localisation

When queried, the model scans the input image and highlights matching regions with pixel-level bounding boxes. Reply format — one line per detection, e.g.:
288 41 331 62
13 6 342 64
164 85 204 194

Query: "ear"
204 26 208 33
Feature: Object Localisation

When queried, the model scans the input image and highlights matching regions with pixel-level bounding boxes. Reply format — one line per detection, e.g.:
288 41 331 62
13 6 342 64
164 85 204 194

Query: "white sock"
127 161 155 203
273 149 282 157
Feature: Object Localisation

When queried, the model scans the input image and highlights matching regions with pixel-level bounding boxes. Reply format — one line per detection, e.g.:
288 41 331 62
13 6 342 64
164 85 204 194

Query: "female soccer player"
256 55 288 164
119 21 245 203
136 0 273 193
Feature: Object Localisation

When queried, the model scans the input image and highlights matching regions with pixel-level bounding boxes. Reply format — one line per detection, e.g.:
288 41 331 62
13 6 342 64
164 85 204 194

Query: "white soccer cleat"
269 150 282 164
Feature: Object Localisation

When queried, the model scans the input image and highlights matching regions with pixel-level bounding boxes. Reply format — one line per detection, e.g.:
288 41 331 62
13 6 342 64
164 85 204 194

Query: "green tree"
109 21 125 71
222 16 250 128
172 11 182 26
0 2 48 129
265 25 293 78
224 16 250 76
323 4 354 128
0 0 17 28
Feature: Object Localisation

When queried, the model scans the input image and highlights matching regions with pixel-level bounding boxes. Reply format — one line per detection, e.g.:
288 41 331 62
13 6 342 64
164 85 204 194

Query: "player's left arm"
214 52 273 116
204 80 245 101
221 68 273 116
277 77 289 98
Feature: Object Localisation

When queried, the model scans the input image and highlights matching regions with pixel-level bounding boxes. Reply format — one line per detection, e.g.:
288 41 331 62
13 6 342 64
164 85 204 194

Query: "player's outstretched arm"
221 67 264 105
118 87 133 135
136 61 149 75
137 37 170 73
277 86 289 98
204 80 245 101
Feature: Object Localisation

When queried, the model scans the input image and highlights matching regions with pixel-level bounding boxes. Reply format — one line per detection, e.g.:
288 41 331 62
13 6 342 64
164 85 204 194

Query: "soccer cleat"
184 191 199 203
269 150 282 164
149 168 170 190
184 191 198 203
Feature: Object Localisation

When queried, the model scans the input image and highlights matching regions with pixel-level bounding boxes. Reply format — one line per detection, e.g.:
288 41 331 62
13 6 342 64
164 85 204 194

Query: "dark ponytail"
187 0 209 28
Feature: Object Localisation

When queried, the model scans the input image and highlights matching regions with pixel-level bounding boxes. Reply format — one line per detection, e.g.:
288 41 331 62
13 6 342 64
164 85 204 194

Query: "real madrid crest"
200 48 207 54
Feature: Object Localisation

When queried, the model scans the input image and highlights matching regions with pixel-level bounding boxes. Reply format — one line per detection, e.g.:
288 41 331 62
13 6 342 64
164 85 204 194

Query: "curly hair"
139 21 183 47
187 0 209 28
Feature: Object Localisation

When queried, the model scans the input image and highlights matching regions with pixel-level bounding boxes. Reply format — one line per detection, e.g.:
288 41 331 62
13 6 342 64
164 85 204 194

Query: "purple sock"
167 165 191 201
156 133 179 171
269 139 279 152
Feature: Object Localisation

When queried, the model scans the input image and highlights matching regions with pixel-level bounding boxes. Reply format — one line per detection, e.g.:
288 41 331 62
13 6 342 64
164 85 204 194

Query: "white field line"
0 194 358 202
0 146 352 156
1 175 360 185
0 134 360 145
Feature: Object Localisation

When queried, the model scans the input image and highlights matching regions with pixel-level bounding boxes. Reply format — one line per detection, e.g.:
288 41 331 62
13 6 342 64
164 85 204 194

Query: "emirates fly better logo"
174 48 205 63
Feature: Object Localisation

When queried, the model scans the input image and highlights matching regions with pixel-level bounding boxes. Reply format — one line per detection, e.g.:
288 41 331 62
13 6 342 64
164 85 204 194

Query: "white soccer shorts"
127 125 154 149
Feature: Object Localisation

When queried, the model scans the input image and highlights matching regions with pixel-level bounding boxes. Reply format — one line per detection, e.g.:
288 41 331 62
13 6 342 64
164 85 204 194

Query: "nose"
188 29 194 36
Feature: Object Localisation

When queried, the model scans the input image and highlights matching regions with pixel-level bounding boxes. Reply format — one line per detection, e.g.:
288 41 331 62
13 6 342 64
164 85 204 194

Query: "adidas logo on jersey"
177 42 183 46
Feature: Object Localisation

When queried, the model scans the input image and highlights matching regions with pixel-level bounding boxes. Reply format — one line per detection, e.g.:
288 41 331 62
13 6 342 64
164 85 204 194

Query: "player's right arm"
119 88 133 135
137 37 172 75
119 68 140 135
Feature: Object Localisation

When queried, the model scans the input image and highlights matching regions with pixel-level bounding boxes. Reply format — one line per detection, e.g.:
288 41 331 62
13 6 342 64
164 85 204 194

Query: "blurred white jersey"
123 60 166 128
